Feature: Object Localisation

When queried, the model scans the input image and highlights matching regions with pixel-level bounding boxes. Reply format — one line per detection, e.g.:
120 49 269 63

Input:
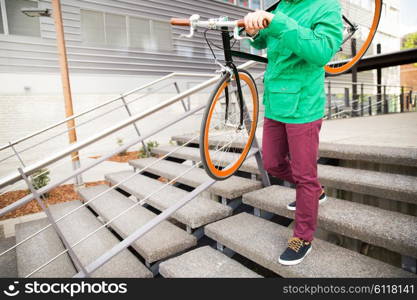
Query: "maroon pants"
262 117 323 242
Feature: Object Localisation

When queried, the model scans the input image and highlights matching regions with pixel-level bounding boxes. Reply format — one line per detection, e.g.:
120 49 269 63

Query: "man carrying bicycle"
244 0 343 265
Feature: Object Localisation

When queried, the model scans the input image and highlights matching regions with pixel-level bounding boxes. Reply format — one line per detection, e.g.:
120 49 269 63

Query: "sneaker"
286 188 327 211
278 237 312 266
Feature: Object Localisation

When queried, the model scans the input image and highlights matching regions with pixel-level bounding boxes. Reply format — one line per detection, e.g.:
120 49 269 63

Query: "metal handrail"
0 59 258 210
24 128 245 277
1 93 264 278
325 80 413 89
0 76 219 189
0 129 202 258
0 72 215 153
0 80 179 165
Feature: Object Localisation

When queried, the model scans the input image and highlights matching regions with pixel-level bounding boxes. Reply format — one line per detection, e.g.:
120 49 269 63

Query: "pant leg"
262 117 295 184
286 118 323 242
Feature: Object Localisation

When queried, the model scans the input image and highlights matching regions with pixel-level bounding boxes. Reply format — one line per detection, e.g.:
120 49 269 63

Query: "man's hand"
244 10 274 36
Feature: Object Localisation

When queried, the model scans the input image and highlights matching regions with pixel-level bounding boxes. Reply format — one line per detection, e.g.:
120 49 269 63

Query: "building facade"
0 0 402 95
0 0 259 94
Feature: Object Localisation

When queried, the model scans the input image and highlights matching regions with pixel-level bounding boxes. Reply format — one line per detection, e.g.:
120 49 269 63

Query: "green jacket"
250 0 343 124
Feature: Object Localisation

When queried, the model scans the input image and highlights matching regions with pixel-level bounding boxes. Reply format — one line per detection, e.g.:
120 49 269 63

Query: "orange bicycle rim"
325 0 382 75
203 72 259 178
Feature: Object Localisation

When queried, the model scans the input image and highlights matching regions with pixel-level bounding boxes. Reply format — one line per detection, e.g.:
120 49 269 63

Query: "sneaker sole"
286 195 328 211
278 246 312 266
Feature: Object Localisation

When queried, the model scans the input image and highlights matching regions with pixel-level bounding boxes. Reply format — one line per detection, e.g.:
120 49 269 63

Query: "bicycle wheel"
325 0 382 75
200 69 259 181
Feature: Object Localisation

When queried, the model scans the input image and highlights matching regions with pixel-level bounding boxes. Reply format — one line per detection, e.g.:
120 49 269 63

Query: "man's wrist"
247 31 260 39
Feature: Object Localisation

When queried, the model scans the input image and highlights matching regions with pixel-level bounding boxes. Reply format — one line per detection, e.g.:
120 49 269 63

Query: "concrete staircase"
1 127 416 278
154 133 417 277
10 202 153 278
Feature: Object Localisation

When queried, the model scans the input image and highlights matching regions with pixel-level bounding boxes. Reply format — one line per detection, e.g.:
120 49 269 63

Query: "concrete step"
159 246 262 278
204 213 416 278
171 133 417 167
129 157 262 199
104 171 232 229
152 145 259 175
152 145 417 204
318 164 417 204
0 236 17 277
15 218 76 278
78 185 197 264
49 200 152 278
243 185 417 258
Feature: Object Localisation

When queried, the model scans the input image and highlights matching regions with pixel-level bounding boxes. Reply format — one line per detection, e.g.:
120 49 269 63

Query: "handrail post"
120 96 149 156
368 96 372 116
344 87 350 108
327 81 332 119
351 38 358 117
383 85 388 114
376 43 382 114
408 90 413 112
174 82 189 112
360 83 364 117
400 87 405 113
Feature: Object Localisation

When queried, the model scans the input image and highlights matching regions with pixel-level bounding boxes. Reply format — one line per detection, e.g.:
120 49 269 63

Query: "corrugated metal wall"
0 0 264 75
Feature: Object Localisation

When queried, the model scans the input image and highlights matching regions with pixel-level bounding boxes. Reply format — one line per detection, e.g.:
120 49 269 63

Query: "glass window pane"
105 13 127 47
81 10 105 45
222 0 235 4
129 17 151 49
238 0 249 7
5 0 40 36
251 0 261 9
0 5 4 34
152 20 172 51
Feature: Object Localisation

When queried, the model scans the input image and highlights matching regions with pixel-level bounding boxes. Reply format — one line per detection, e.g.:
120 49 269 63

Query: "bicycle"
170 0 382 181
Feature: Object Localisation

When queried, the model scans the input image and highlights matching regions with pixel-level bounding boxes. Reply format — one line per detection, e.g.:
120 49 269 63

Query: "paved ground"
320 112 417 149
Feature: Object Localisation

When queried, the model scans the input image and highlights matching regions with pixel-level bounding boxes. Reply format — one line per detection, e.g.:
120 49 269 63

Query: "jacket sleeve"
267 3 343 67
249 29 267 50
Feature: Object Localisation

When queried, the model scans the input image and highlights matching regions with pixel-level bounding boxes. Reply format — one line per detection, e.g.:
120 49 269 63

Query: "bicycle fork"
221 28 245 129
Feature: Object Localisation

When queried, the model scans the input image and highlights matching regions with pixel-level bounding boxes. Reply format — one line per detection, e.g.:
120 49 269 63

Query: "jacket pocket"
267 79 301 117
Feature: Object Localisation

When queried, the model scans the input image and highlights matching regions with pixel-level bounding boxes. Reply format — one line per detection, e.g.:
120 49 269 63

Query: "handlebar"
170 18 268 28
170 15 269 41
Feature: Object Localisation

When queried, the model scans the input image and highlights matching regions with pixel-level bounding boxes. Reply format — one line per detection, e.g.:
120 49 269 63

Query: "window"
81 10 105 45
5 0 40 36
105 13 127 47
251 0 261 10
129 16 150 49
152 20 172 51
81 9 172 51
0 5 4 34
238 0 249 7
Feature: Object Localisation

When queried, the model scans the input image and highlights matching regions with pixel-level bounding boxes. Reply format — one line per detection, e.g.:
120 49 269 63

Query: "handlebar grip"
170 18 191 26
237 19 269 28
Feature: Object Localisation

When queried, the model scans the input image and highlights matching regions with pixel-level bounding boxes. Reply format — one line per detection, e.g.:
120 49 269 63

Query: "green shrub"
32 168 51 198
116 137 127 156
139 140 159 158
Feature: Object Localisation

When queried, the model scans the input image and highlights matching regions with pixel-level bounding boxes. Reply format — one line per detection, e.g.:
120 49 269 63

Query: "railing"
0 59 266 278
0 71 217 196
323 80 415 120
